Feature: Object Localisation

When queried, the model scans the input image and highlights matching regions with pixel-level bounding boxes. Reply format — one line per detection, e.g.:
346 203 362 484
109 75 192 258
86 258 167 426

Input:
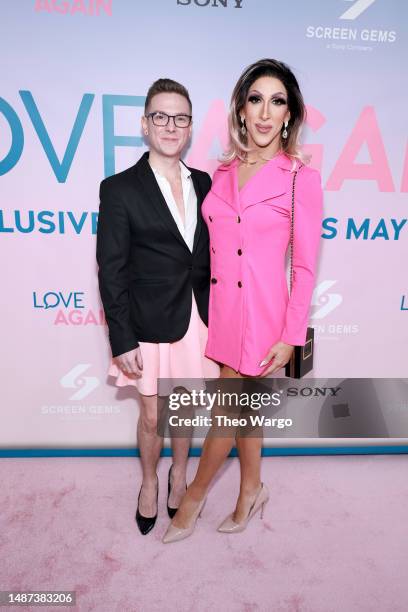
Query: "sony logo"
286 387 342 398
177 0 243 7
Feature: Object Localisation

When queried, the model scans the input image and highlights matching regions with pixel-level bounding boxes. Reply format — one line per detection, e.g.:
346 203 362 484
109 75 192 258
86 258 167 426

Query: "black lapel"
133 152 189 251
189 168 204 253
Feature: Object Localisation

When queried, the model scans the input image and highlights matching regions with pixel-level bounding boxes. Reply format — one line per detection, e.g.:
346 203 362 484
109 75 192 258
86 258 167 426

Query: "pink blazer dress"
202 151 323 376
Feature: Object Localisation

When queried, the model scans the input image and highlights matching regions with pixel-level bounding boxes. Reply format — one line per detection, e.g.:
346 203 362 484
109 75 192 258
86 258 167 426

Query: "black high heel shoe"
167 465 187 519
135 475 158 535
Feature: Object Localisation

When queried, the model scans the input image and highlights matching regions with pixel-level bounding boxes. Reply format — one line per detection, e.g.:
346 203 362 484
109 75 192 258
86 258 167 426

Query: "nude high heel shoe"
217 483 269 533
162 497 207 544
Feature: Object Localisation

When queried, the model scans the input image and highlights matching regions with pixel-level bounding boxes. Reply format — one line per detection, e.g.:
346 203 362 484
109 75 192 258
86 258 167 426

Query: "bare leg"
137 393 162 517
168 435 190 508
233 435 263 523
171 366 243 529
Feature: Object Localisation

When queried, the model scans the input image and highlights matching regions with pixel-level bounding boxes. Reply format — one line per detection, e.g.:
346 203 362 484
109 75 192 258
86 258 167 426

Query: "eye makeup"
272 96 287 105
247 90 287 105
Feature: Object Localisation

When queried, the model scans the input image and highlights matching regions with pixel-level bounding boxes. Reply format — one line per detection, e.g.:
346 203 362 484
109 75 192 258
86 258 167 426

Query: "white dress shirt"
149 160 197 252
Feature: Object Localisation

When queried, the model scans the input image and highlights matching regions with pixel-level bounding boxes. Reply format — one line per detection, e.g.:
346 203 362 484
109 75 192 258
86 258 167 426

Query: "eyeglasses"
146 111 192 128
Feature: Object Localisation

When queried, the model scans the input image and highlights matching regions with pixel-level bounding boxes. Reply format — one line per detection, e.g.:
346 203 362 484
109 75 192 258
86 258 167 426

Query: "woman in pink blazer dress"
163 59 323 544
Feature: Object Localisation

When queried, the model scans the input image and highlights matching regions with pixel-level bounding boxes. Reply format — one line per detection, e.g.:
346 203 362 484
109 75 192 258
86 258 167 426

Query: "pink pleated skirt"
108 293 220 396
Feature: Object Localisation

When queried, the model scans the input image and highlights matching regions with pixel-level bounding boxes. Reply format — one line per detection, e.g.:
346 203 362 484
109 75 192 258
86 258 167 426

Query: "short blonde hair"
222 59 310 168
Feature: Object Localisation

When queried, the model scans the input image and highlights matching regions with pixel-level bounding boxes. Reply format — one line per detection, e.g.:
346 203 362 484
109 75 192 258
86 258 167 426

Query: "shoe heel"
260 501 265 519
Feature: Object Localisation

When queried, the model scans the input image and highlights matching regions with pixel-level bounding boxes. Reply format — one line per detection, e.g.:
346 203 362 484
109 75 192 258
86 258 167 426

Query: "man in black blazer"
96 78 217 535
97 151 212 356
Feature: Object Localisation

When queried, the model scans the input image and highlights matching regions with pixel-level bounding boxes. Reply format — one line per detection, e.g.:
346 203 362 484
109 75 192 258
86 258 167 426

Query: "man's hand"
114 347 143 378
259 341 294 376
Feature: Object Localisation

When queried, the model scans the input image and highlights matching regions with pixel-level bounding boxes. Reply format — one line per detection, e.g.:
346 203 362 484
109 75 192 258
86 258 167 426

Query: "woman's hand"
114 347 143 378
259 341 294 376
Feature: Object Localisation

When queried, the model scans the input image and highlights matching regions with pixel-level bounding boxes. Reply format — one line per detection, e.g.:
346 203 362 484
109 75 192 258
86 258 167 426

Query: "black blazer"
96 151 212 358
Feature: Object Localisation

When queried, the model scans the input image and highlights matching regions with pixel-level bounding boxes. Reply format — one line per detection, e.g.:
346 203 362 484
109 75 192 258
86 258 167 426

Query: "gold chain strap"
289 162 304 295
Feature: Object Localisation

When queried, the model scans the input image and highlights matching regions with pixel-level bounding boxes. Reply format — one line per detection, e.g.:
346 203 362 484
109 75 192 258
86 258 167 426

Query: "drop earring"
240 116 247 136
282 121 288 139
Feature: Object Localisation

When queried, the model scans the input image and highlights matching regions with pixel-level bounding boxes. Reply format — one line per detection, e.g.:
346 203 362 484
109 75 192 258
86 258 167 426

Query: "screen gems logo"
177 0 243 7
310 280 359 339
311 281 343 319
60 364 99 400
306 0 397 50
340 0 375 20
40 364 120 419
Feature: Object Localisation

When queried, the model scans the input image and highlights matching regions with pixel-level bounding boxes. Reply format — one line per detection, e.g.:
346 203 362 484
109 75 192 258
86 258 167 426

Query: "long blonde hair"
222 59 310 168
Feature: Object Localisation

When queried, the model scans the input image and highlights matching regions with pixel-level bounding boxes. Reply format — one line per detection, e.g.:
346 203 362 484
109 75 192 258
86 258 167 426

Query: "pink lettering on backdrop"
302 105 325 171
186 99 229 175
326 106 395 192
35 0 51 10
401 141 408 193
34 0 112 15
54 309 106 325
70 0 87 15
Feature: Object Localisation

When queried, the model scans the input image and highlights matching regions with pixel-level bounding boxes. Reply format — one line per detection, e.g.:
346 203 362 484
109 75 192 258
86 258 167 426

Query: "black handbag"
285 163 315 378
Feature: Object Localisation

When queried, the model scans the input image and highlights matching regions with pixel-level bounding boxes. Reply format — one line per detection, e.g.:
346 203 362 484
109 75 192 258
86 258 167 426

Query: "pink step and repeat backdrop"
1 1 407 451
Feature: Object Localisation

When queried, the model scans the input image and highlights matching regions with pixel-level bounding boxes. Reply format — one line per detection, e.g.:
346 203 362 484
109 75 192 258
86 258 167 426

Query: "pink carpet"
1 455 407 611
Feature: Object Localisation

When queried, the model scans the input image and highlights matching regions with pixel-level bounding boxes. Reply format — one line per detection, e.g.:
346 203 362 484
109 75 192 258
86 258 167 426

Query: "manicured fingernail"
259 360 266 367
